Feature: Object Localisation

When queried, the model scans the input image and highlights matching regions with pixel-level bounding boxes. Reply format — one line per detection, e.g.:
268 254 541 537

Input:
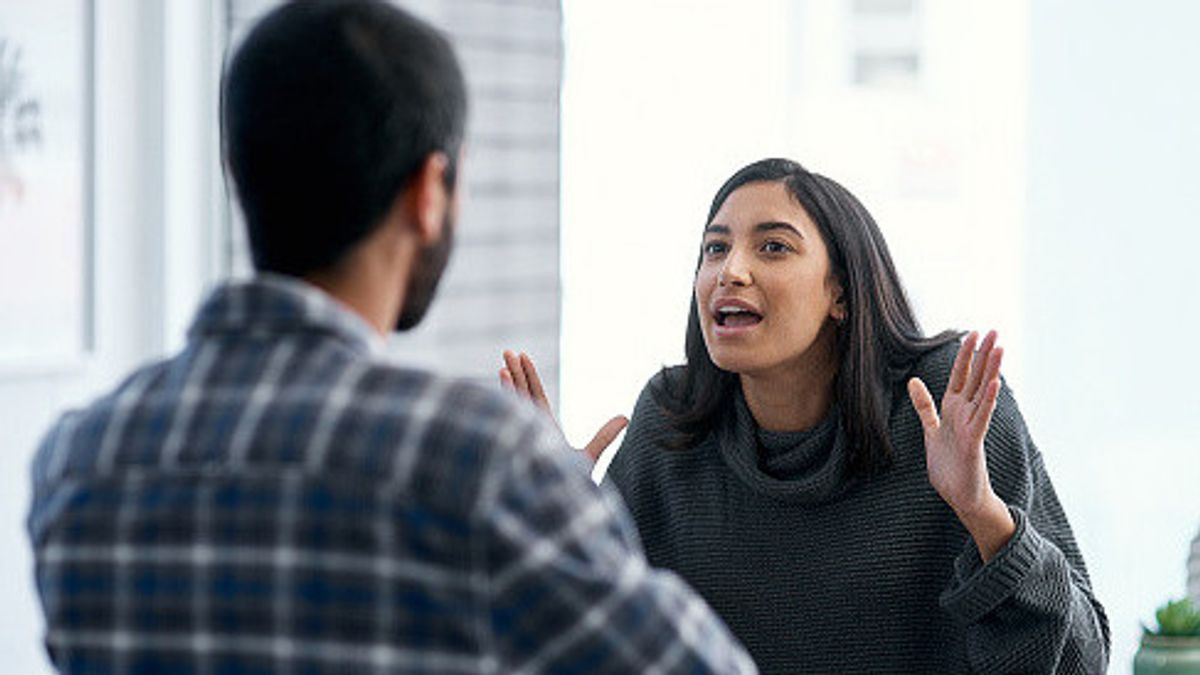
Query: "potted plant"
1134 598 1200 674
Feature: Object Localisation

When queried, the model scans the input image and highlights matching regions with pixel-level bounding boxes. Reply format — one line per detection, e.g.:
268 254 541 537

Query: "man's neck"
303 272 397 337
303 225 414 337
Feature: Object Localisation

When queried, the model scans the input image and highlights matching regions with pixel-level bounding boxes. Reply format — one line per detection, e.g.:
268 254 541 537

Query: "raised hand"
500 350 628 463
907 331 1015 561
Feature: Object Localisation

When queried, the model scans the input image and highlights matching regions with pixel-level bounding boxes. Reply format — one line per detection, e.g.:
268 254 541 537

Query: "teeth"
718 306 750 315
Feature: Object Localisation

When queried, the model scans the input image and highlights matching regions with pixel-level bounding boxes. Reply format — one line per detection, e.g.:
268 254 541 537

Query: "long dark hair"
652 158 960 476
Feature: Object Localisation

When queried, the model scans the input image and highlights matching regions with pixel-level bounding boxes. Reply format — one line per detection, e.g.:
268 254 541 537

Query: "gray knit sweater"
606 343 1109 674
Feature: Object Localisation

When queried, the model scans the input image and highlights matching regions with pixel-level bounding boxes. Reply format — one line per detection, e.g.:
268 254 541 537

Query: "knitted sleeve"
938 383 1111 674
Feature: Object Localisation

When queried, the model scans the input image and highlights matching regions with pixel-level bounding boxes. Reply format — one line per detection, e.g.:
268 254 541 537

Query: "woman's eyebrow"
703 224 731 235
755 221 804 238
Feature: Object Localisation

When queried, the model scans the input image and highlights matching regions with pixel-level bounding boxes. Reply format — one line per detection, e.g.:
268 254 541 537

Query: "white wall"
0 1 219 669
781 0 1029 380
1025 0 1200 668
560 0 791 461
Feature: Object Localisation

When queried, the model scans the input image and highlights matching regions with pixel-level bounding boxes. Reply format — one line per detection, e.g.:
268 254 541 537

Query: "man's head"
223 0 467 330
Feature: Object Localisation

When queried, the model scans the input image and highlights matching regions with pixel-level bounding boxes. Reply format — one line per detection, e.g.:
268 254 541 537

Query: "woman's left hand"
907 330 1016 562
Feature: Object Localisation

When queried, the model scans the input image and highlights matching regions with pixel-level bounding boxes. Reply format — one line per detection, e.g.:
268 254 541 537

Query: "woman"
502 158 1109 673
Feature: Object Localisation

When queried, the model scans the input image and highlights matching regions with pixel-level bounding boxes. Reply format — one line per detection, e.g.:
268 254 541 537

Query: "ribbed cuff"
939 505 1043 624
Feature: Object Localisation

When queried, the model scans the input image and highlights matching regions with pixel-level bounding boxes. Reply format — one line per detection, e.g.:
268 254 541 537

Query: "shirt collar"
187 273 386 354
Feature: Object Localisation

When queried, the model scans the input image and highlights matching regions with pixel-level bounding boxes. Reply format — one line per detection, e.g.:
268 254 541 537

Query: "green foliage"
1145 598 1200 637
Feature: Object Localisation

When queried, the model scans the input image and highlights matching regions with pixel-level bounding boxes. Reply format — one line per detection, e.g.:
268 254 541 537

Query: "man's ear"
409 152 451 245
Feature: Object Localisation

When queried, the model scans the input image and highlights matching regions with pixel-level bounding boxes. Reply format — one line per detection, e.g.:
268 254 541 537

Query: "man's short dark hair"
222 0 467 276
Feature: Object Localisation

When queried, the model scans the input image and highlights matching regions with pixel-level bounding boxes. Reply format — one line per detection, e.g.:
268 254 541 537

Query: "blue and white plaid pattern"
29 274 756 674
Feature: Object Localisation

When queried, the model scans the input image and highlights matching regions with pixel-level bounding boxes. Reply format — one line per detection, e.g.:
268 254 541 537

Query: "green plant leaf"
1154 598 1200 636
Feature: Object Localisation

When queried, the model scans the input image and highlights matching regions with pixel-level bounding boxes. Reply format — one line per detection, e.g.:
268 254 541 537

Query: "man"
27 1 757 673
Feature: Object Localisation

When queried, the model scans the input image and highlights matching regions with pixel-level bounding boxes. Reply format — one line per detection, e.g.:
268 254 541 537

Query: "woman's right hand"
500 350 628 463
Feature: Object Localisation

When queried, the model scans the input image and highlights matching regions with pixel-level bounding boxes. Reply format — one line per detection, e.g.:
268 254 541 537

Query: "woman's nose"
718 251 751 287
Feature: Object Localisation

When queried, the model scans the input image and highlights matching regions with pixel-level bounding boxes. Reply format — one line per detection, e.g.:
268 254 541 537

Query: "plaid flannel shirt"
28 274 756 674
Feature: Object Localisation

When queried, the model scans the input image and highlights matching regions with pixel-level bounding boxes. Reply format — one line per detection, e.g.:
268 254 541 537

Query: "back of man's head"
223 0 467 277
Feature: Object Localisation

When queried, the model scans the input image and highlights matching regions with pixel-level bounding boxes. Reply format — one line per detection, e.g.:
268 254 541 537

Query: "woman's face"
695 180 845 378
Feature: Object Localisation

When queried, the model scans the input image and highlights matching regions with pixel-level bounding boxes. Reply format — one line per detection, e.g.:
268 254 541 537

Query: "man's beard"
394 213 455 332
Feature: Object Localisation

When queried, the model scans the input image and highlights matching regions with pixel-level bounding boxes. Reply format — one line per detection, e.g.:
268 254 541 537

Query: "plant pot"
1134 635 1200 674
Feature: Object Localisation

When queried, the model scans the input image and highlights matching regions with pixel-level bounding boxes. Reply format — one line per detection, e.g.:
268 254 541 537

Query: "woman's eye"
762 240 791 254
702 241 728 256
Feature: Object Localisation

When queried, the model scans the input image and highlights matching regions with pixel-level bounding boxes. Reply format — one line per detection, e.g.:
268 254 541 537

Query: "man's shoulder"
48 356 176 436
332 360 581 512
330 359 572 470
31 357 175 484
350 360 543 436
33 349 555 485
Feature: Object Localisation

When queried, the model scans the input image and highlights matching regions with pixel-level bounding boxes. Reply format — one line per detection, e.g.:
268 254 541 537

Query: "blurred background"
2 0 1198 670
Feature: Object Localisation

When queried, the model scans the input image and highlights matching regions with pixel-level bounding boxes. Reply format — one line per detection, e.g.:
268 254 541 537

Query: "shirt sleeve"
938 385 1110 674
476 421 757 675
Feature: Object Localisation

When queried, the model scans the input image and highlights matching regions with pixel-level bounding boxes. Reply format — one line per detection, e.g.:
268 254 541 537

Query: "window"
850 0 922 88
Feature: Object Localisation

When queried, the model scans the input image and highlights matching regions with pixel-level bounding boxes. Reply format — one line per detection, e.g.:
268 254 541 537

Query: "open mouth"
715 307 763 328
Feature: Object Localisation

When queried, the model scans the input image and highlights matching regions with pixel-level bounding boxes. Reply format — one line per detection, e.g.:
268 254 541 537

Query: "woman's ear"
829 279 848 322
832 300 847 323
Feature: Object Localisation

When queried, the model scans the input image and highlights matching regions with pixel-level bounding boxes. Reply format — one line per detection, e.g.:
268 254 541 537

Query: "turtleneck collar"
718 387 857 504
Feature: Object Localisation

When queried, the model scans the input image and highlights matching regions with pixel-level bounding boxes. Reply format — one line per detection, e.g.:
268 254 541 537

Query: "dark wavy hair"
652 158 960 476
